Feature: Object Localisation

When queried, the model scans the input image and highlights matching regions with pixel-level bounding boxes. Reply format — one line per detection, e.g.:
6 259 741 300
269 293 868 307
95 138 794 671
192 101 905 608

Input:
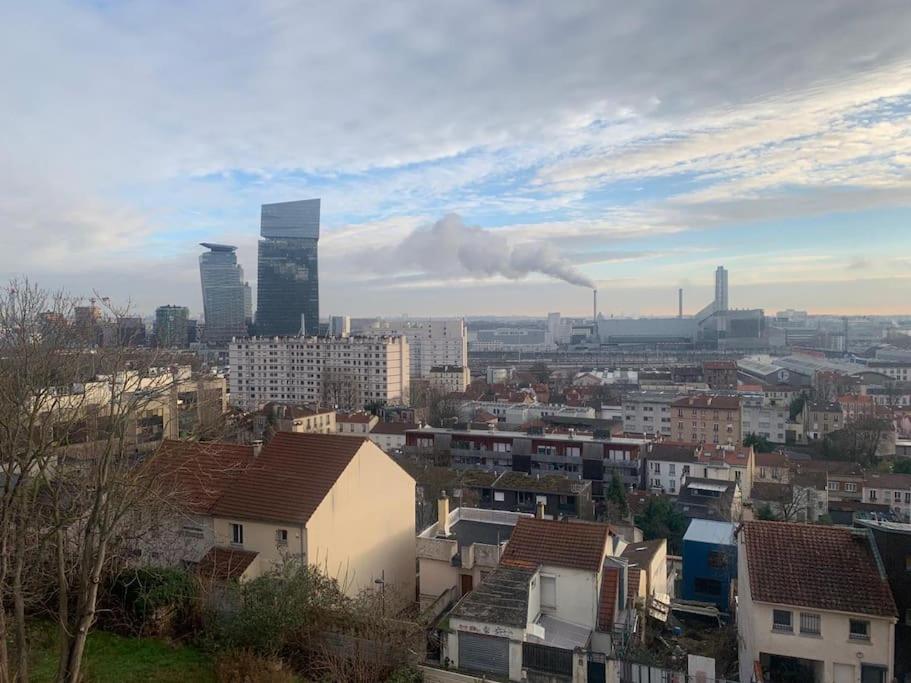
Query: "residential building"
693 443 755 499
751 471 828 522
838 393 877 423
444 518 627 681
755 451 790 484
619 538 668 606
154 305 189 348
457 400 596 429
645 442 700 494
367 421 416 453
198 243 248 345
671 394 742 445
328 315 350 337
738 521 897 683
406 427 646 494
365 318 467 379
417 496 530 606
209 432 416 601
795 458 865 502
335 411 378 434
428 365 470 394
462 469 595 520
741 394 788 444
863 472 911 522
248 403 336 441
675 478 742 523
228 335 410 411
803 400 844 441
855 519 911 682
703 360 737 389
255 199 321 336
621 390 678 436
681 520 736 612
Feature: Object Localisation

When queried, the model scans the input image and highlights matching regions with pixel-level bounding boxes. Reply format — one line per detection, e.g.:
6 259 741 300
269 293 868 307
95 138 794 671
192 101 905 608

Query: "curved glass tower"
255 199 320 336
199 243 248 344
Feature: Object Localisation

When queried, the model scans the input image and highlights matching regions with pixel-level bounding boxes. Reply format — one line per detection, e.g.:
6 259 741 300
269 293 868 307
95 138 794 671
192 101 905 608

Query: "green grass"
26 622 216 683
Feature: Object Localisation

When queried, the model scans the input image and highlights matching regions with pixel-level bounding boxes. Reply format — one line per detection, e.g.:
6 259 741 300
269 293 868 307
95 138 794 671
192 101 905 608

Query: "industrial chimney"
593 289 598 324
678 288 683 318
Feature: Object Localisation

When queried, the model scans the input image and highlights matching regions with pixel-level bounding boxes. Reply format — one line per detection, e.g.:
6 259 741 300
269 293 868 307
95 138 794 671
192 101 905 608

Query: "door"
861 664 887 683
458 632 509 676
834 664 855 683
460 573 473 596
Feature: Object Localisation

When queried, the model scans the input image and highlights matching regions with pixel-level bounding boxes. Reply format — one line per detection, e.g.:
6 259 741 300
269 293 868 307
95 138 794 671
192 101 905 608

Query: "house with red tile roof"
738 520 897 683
208 432 415 601
445 517 641 679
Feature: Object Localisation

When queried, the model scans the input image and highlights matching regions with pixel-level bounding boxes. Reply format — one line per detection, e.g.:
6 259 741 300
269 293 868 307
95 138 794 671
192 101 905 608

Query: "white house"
862 472 911 522
738 521 897 683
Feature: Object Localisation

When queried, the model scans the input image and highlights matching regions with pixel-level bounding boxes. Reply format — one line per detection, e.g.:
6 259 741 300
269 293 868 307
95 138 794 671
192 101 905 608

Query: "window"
708 550 727 569
849 619 870 641
694 578 721 596
845 482 857 492
541 575 556 609
869 490 878 501
494 491 505 502
180 525 204 538
230 523 244 546
653 462 661 474
828 481 839 491
276 529 288 545
669 464 676 475
800 612 821 636
772 609 792 632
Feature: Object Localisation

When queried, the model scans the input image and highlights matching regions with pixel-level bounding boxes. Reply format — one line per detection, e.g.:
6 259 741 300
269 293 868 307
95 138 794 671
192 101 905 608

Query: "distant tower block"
714 266 729 312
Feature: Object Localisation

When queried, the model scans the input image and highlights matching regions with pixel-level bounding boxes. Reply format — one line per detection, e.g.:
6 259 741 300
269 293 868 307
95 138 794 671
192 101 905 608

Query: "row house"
645 441 755 498
754 451 790 484
621 390 679 437
740 394 788 444
671 394 742 445
405 427 646 495
863 472 911 522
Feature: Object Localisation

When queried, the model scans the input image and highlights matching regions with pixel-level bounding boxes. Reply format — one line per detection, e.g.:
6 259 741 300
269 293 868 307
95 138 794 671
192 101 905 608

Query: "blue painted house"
681 519 737 612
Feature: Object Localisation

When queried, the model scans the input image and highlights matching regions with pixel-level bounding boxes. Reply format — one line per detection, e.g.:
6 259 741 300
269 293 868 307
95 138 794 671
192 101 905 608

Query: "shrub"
105 566 198 636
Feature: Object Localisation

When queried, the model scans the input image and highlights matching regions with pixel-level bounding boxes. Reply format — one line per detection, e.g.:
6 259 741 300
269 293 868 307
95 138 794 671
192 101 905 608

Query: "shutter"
459 632 509 676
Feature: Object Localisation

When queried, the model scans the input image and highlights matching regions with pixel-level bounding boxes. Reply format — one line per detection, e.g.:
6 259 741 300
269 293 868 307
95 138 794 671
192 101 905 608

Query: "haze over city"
2 1 910 316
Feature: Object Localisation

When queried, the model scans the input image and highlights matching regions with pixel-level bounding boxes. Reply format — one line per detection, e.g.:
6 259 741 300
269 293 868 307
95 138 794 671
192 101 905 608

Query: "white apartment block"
621 391 678 436
428 365 470 394
228 336 409 411
741 395 788 444
365 318 467 379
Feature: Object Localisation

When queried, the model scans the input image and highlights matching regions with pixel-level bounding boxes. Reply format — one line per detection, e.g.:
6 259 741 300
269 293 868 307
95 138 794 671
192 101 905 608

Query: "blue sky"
1 0 910 317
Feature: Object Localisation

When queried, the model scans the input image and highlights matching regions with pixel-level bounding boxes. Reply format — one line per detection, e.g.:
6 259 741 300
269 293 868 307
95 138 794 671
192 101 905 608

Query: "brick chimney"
535 501 546 519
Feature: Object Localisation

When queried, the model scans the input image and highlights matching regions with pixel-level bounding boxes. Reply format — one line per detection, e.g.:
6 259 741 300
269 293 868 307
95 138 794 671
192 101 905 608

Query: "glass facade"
155 305 189 348
199 243 248 344
255 199 320 336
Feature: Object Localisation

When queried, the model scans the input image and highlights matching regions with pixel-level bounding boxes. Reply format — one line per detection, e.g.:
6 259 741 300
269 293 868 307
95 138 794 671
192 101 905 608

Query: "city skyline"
2 2 910 316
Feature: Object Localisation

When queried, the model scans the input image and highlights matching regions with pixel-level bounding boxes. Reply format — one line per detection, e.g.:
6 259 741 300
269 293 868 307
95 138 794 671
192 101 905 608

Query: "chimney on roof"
251 439 263 457
438 492 451 536
535 500 546 519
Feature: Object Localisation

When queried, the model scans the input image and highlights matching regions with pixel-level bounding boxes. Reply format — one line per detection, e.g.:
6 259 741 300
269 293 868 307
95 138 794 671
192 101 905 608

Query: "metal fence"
616 659 735 683
522 641 574 677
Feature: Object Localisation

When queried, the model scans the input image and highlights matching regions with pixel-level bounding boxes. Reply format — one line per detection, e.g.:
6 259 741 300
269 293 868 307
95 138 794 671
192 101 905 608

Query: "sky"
2 0 910 319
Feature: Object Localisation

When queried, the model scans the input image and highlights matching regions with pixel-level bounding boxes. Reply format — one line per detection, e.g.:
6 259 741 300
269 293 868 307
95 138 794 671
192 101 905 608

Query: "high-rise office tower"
199 243 248 344
155 305 189 348
714 266 729 312
255 199 320 336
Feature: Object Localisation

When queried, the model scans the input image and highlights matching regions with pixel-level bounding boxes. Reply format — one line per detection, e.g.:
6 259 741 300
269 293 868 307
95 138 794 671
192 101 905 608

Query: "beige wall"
306 441 416 602
212 516 307 578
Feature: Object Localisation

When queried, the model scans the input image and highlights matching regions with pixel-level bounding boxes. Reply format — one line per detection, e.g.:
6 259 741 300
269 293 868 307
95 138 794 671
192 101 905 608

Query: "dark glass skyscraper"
199 243 248 344
255 199 320 336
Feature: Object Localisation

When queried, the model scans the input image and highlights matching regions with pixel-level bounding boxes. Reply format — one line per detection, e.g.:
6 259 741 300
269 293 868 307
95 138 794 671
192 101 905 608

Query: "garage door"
459 632 509 676
834 664 855 683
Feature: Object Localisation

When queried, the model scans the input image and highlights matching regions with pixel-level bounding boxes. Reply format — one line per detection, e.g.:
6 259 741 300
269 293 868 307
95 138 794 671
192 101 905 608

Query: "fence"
616 658 735 683
522 641 574 677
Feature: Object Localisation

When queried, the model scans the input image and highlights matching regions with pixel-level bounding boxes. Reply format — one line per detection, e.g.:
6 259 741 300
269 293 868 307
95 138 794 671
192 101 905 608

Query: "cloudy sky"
2 1 910 318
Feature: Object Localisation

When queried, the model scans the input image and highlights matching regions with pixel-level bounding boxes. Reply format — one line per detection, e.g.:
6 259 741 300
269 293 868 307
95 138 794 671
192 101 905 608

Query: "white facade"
862 475 911 522
741 395 788 444
366 318 467 379
737 540 895 683
428 365 470 394
458 400 596 427
646 459 694 495
622 391 678 436
228 336 410 411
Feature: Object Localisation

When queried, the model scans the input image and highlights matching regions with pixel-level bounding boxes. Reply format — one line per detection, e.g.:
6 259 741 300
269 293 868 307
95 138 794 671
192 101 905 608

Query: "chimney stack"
251 439 263 457
535 500 546 519
438 491 451 536
593 289 598 324
678 288 683 318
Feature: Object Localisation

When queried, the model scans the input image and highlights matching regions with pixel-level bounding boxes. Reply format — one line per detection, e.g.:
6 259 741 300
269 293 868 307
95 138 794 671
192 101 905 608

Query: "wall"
306 441 416 602
419 556 459 601
737 534 895 683
682 539 736 612
538 565 600 630
211 516 306 577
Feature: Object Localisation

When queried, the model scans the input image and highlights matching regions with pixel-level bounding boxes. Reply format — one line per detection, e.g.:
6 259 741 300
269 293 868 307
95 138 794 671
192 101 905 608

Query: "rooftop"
408 425 646 446
336 411 376 423
370 421 418 435
500 518 610 572
620 538 666 568
450 566 532 627
647 442 699 463
492 471 591 495
671 394 741 410
683 519 735 546
211 432 367 524
864 472 911 490
742 521 896 618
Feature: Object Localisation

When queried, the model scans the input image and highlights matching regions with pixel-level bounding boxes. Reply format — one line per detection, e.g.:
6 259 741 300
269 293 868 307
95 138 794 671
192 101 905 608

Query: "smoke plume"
395 214 595 288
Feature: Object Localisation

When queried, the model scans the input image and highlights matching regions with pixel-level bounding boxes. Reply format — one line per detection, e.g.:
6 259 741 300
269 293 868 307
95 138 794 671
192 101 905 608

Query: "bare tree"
321 368 362 412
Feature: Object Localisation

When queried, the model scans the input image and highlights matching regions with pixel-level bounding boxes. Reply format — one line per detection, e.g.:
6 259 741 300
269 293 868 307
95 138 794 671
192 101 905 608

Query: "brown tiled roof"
196 546 258 581
627 567 642 600
755 451 788 467
671 394 741 410
337 411 375 423
864 472 911 490
211 432 365 524
370 421 416 435
500 518 610 572
151 440 254 514
621 538 666 569
703 361 737 370
598 565 619 631
742 521 897 617
647 443 698 463
699 444 753 466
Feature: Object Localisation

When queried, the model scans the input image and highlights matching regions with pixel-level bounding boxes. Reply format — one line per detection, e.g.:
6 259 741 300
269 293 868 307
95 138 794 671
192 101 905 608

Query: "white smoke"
395 213 595 288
